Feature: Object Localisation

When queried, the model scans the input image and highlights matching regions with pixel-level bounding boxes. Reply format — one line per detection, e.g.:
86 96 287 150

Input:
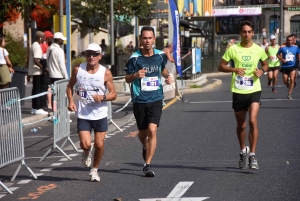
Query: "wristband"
261 68 266 73
101 95 106 102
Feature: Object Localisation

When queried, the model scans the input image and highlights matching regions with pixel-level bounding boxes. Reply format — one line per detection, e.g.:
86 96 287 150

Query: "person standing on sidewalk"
66 43 117 182
265 35 280 93
41 31 54 110
277 34 300 99
0 36 14 89
218 21 268 170
124 26 172 177
28 31 48 115
47 32 69 84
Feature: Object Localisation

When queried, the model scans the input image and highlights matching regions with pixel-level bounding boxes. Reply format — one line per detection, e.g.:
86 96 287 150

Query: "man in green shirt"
218 21 268 170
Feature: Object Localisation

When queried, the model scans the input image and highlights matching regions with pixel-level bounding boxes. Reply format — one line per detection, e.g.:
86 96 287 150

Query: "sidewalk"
21 74 224 124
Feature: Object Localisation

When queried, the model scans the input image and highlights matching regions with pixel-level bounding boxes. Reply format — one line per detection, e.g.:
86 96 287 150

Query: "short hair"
286 34 294 40
0 36 5 47
140 26 155 37
239 21 255 32
36 31 44 39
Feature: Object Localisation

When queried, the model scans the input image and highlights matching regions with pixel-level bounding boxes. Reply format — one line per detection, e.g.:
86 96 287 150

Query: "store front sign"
287 7 300 11
212 7 261 16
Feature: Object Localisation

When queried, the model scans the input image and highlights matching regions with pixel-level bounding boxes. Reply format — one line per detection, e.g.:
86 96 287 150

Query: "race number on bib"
286 54 294 62
235 76 254 90
141 77 159 91
76 89 88 102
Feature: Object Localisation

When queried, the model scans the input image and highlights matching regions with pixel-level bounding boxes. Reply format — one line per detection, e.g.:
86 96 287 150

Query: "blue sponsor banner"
170 0 182 77
195 48 201 73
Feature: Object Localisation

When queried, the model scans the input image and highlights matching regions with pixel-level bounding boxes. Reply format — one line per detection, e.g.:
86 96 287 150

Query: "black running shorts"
77 117 108 132
268 66 279 72
280 67 295 75
133 100 163 130
232 91 261 112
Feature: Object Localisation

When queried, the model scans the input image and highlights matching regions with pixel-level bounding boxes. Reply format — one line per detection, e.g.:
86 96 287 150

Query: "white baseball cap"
85 43 102 53
270 35 276 40
54 32 67 40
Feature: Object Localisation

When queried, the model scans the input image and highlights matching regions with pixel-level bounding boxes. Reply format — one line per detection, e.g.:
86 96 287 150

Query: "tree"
0 1 43 28
71 0 158 34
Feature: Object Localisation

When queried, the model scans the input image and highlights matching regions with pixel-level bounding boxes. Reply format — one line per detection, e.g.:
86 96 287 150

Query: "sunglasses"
86 52 100 57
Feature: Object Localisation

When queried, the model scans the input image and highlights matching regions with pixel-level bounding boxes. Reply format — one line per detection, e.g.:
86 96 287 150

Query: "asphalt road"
1 73 300 201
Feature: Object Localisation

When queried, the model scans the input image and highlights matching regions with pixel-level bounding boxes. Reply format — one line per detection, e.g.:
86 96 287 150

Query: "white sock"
250 152 255 156
90 168 98 172
241 147 247 153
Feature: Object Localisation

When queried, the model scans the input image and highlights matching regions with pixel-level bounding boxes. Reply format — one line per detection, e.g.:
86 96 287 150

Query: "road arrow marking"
139 181 209 201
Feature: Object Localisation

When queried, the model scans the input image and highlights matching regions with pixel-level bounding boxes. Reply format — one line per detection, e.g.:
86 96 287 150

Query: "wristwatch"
102 95 106 102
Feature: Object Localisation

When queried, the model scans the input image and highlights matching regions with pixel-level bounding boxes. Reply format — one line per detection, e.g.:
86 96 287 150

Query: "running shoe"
239 146 249 170
267 79 272 86
287 94 292 99
249 155 259 170
143 164 155 177
89 169 100 182
142 146 146 161
272 87 277 93
82 143 94 167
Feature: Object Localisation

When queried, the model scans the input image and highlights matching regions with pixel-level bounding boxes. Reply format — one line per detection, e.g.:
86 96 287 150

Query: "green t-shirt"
267 45 280 67
223 43 268 94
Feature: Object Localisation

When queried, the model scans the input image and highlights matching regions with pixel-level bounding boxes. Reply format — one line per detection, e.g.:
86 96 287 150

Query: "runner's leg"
234 110 247 150
248 102 260 153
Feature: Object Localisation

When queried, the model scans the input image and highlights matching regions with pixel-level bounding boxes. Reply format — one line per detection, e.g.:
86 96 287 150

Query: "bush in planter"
71 56 86 68
4 31 28 105
4 31 27 68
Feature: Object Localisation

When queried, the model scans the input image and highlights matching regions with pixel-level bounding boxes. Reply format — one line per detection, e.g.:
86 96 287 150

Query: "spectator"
41 30 54 111
28 31 48 115
46 32 69 85
220 37 228 55
126 41 135 55
163 43 175 63
99 39 108 54
262 27 267 39
0 36 14 89
71 50 76 60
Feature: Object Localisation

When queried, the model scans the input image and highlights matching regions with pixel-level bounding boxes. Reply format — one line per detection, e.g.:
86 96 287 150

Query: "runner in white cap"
66 43 117 182
265 35 280 92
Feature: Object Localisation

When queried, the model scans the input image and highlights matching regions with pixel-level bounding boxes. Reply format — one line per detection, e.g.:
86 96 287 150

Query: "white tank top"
75 62 108 120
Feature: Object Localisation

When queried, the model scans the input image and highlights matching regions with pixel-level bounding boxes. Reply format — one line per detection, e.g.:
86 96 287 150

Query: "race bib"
235 76 254 90
286 54 294 62
271 56 278 61
141 77 159 91
76 88 88 103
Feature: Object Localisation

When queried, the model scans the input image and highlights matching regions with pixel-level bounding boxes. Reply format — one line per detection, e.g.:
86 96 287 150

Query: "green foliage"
71 0 158 34
189 84 202 88
71 57 86 67
4 31 28 68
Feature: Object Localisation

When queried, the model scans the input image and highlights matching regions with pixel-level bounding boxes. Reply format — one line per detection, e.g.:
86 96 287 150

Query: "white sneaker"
31 108 36 114
89 169 100 182
82 143 94 167
34 109 48 115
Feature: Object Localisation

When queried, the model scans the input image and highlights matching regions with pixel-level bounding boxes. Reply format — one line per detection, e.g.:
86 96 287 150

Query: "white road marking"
30 173 44 177
167 182 194 198
286 161 289 165
0 195 6 198
124 126 131 127
68 153 79 157
51 163 63 166
139 198 209 201
59 158 69 161
107 133 116 136
25 155 65 160
24 136 51 138
40 168 53 172
17 180 32 184
105 136 111 138
190 99 300 104
139 181 209 201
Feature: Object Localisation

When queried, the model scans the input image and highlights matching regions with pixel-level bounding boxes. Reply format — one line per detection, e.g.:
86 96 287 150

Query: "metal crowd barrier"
0 87 37 194
40 79 80 161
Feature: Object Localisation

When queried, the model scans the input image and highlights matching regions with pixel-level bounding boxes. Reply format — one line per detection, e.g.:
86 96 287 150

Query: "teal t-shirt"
223 43 268 94
124 49 167 103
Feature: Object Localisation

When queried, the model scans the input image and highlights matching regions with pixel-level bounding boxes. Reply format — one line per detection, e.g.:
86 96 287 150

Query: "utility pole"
279 0 284 45
110 0 114 66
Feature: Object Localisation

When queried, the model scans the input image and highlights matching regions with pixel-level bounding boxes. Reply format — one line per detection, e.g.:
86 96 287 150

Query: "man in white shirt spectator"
46 32 69 85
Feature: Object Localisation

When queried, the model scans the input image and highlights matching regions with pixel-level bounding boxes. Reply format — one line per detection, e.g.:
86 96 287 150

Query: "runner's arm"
66 66 78 106
104 69 117 101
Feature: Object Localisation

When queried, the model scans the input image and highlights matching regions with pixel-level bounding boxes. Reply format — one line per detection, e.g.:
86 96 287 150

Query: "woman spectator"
0 36 14 89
